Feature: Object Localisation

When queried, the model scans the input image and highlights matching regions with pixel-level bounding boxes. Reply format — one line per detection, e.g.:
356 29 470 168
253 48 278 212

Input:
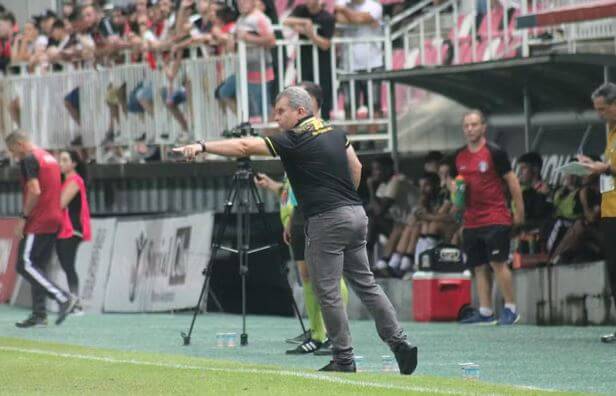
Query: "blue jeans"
217 75 272 117
248 81 272 118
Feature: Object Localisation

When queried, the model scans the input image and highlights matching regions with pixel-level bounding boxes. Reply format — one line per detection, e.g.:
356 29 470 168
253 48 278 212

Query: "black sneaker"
285 330 311 344
318 360 356 373
393 341 418 375
101 130 115 146
314 339 333 356
601 332 616 343
71 301 85 316
56 295 78 325
70 135 83 147
15 315 48 328
286 339 322 354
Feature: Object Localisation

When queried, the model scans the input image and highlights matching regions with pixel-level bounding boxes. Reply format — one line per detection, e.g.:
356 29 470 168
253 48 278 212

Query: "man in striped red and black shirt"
454 110 525 325
5 131 77 328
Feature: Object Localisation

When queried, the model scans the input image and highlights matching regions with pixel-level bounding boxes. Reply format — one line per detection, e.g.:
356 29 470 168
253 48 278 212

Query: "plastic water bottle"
216 333 225 348
460 363 480 380
381 355 396 372
452 175 466 209
353 356 365 372
225 333 237 348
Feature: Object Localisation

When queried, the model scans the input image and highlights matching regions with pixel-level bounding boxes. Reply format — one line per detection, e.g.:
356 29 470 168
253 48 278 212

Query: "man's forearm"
202 139 252 157
243 33 275 48
309 33 331 50
283 17 306 27
23 193 40 216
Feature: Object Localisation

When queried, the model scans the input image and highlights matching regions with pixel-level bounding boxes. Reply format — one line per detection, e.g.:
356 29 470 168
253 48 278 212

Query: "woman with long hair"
57 150 91 314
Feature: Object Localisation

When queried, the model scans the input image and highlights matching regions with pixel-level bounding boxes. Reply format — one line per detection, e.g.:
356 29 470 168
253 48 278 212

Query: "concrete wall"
342 262 615 325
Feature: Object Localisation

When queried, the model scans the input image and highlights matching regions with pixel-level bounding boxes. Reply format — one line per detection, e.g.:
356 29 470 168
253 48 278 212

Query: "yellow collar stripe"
293 116 333 135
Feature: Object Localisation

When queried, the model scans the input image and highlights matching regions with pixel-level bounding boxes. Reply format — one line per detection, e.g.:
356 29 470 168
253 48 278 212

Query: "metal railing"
237 24 392 147
523 0 616 55
0 53 239 158
1 0 613 158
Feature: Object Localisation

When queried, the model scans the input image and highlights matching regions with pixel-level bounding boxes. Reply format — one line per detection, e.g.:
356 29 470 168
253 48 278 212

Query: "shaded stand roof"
345 54 616 114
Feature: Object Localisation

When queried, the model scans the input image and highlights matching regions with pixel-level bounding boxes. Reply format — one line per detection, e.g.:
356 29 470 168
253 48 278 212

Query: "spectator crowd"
364 150 604 279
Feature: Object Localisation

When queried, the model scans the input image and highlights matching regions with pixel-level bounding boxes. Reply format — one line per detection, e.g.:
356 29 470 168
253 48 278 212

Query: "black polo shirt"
263 117 362 218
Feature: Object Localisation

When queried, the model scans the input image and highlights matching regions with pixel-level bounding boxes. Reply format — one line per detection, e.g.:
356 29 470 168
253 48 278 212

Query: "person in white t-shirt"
334 0 384 121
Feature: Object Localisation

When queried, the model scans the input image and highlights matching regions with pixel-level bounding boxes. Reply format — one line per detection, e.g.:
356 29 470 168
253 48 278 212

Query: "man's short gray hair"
275 86 314 115
592 82 616 104
4 130 29 147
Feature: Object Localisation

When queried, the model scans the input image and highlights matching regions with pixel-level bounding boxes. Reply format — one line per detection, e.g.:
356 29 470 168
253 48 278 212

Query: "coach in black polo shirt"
173 86 417 374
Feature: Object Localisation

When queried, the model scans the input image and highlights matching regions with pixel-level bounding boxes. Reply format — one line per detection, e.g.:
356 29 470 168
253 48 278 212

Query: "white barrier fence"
0 55 239 150
10 212 215 313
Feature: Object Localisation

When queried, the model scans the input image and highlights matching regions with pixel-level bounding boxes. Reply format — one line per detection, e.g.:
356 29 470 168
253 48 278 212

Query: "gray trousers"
305 205 407 364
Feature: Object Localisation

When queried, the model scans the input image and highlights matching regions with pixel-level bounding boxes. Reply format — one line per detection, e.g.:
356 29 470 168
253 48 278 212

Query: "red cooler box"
412 271 471 322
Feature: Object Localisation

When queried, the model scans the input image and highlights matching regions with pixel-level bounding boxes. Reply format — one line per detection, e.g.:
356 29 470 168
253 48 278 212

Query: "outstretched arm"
173 137 271 160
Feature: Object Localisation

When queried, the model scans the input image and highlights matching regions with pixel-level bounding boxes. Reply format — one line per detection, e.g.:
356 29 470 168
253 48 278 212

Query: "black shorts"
462 225 511 268
290 211 306 261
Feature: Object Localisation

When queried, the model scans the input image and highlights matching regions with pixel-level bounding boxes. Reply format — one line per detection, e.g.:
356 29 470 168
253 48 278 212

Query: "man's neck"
467 137 486 153
293 114 315 128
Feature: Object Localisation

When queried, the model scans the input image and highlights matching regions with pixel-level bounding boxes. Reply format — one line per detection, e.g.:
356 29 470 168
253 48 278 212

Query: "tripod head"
235 157 256 181
236 157 253 171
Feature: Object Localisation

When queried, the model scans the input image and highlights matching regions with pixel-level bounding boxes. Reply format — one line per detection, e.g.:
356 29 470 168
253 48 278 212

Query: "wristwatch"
198 140 207 153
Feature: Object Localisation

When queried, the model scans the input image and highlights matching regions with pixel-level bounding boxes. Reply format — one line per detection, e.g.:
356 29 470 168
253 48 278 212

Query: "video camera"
221 122 259 138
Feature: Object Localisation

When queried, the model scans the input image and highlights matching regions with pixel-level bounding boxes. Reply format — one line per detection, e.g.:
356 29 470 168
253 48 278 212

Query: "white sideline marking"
0 345 560 394
0 345 468 395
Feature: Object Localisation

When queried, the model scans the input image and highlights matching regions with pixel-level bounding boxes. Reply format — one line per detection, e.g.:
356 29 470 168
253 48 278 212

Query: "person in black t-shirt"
284 0 335 120
173 86 417 375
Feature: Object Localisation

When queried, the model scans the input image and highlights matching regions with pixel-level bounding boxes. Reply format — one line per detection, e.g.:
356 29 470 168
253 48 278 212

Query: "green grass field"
1 305 613 395
0 337 582 396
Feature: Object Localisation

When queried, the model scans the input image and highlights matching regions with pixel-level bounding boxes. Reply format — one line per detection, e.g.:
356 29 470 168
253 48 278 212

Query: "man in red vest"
5 131 77 327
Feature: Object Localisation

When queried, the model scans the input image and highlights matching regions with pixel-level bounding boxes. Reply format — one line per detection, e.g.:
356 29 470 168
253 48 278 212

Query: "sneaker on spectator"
15 315 48 328
285 330 311 344
498 308 520 325
71 300 85 316
373 257 389 277
601 332 616 343
70 135 83 147
101 130 115 146
286 338 323 354
459 311 497 325
401 271 414 281
56 294 78 325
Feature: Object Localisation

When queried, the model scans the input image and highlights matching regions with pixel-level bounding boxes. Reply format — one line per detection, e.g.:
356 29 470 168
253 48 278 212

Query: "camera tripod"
181 157 307 346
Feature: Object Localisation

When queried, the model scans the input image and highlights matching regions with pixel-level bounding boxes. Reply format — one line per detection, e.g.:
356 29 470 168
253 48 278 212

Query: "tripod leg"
239 179 250 346
248 179 308 336
208 289 224 312
181 267 213 345
181 176 240 345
